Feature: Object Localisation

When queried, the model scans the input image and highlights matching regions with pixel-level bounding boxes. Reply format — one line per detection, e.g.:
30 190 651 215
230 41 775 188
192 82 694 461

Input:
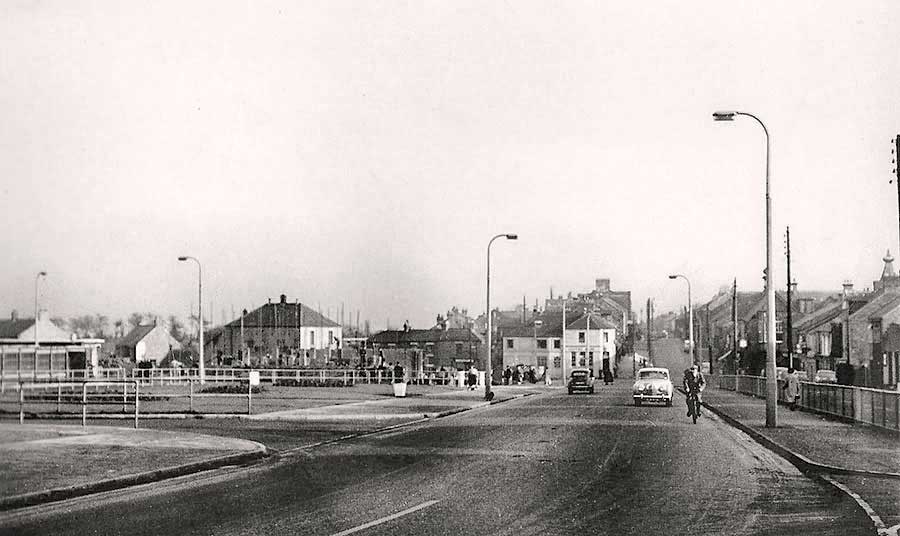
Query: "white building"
501 311 617 381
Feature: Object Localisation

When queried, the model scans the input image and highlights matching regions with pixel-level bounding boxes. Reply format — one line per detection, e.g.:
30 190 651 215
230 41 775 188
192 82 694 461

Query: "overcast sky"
2 1 899 330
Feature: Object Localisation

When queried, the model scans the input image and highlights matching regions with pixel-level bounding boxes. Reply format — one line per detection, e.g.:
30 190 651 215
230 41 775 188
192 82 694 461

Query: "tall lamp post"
34 271 47 349
668 274 693 365
713 110 777 428
485 233 517 401
178 256 205 383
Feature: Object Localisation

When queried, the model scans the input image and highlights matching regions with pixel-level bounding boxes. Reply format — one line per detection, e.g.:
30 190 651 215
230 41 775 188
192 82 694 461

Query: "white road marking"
328 500 440 536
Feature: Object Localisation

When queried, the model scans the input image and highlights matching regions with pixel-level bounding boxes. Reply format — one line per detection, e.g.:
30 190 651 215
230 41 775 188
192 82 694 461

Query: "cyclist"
683 364 706 417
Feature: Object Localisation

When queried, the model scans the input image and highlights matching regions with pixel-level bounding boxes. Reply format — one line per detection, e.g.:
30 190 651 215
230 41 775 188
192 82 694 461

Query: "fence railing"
128 368 461 387
1 380 262 425
0 368 127 392
708 374 900 432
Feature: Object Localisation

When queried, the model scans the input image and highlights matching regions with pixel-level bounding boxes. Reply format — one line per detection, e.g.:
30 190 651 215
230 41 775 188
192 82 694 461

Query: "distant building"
116 323 181 366
501 310 617 381
0 311 102 380
205 294 342 367
369 323 484 374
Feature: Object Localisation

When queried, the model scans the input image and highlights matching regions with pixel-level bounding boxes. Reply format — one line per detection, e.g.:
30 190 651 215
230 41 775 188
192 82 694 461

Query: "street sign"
249 371 260 386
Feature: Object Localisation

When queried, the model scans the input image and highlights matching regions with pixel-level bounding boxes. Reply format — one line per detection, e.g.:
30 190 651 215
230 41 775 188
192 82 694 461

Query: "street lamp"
34 271 47 349
668 274 693 365
486 233 517 401
178 256 205 383
713 109 777 427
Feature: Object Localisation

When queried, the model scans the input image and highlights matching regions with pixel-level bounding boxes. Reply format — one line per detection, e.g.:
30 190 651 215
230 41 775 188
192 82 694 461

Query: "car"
568 368 594 395
632 367 674 407
813 369 837 384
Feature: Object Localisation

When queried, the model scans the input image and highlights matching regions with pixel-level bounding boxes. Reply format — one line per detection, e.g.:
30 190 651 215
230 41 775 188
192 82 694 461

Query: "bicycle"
686 390 702 424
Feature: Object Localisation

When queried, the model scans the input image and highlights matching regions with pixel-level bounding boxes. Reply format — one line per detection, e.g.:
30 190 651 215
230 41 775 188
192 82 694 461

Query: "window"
571 352 577 366
328 330 334 346
507 339 514 349
456 343 464 355
537 339 547 349
553 339 561 349
553 355 561 368
309 331 316 347
578 332 585 343
579 352 586 366
588 352 594 369
603 332 609 343
818 332 832 356
537 355 547 367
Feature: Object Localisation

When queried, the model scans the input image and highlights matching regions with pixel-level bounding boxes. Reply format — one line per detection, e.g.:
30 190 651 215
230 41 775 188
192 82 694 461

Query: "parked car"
632 367 674 407
813 370 837 384
568 368 594 395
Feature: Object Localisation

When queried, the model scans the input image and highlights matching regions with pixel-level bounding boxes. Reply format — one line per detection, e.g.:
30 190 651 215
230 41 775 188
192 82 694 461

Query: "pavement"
1 381 897 528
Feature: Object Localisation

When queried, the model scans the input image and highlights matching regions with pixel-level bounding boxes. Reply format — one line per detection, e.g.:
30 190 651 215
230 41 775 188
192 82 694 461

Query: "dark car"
568 368 594 395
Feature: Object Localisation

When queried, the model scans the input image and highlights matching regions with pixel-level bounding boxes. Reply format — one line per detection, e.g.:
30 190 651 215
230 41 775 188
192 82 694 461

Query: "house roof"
370 328 481 345
851 292 900 322
227 300 340 329
566 312 618 331
792 297 843 332
117 325 157 348
0 319 34 338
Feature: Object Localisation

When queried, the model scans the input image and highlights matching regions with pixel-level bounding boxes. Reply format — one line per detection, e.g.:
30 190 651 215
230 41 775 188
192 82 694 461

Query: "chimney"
842 280 854 296
10 310 17 321
596 278 611 292
280 294 287 304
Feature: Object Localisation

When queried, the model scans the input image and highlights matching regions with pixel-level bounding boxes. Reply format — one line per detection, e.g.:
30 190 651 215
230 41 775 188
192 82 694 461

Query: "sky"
2 1 899 331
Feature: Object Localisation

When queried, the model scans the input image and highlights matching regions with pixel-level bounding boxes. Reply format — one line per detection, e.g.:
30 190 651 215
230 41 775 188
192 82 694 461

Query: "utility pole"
646 298 653 365
892 135 900 255
732 278 738 373
785 226 793 370
707 304 713 374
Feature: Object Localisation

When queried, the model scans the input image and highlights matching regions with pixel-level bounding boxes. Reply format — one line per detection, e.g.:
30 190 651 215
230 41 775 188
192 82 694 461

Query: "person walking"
784 367 801 411
467 364 478 391
503 366 512 385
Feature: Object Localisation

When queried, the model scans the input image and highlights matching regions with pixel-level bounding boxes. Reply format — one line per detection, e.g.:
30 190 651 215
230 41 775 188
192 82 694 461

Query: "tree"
167 315 187 343
128 313 145 329
113 319 125 339
95 314 108 338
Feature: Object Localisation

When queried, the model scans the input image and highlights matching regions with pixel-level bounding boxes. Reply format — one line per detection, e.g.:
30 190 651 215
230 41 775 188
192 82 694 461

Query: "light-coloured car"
813 370 837 384
632 367 674 406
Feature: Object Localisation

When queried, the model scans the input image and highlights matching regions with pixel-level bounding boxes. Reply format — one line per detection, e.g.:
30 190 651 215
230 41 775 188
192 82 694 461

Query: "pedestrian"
467 364 478 391
393 362 405 383
784 367 801 411
516 364 524 385
503 366 512 385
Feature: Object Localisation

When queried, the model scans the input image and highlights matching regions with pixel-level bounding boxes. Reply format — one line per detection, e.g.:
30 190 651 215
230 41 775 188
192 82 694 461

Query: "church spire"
883 249 896 279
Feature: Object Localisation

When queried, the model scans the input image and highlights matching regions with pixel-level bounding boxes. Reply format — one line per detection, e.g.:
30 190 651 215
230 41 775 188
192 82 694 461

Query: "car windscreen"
571 372 588 378
639 371 668 380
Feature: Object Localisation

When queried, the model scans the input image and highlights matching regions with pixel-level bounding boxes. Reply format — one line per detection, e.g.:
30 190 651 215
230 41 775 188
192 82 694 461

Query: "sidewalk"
702 388 900 476
702 387 900 534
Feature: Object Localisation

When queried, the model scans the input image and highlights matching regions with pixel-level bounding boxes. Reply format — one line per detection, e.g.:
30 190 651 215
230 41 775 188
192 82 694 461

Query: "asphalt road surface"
0 340 872 535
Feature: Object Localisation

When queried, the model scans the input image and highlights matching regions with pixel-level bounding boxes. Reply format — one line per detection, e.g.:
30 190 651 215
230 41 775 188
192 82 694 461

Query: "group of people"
502 364 539 385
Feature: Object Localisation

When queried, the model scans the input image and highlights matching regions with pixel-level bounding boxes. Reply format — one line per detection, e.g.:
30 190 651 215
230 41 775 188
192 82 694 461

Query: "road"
0 339 871 535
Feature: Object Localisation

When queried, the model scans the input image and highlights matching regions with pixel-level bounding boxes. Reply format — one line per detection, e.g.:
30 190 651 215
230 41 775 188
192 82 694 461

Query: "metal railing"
0 368 127 392
128 368 461 387
4 381 140 428
2 380 260 424
708 374 900 432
